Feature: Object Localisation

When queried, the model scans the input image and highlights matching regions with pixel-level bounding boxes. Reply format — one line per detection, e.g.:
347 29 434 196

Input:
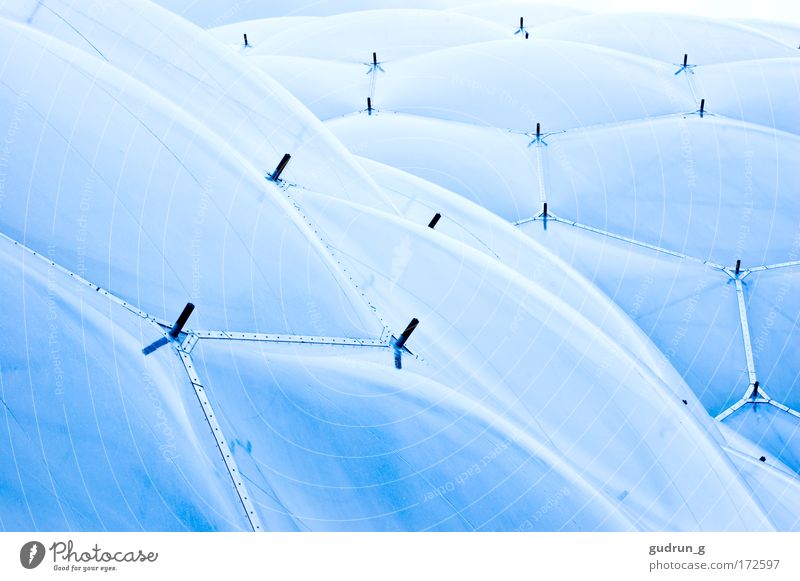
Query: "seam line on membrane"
534 143 547 205
282 184 394 341
1 230 169 326
716 397 800 422
2 230 390 353
509 217 800 424
514 214 800 274
177 348 264 532
514 213 728 270
3 229 267 530
714 360 800 422
733 275 758 388
189 330 390 347
749 260 800 272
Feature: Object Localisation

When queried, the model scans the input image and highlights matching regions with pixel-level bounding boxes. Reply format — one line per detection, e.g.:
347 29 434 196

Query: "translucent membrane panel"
0 22 381 338
446 4 587 28
520 221 748 416
331 114 800 266
722 404 800 474
328 114 538 222
210 17 321 47
231 10 510 61
248 57 367 122
356 158 690 393
250 40 692 126
291 190 774 531
733 19 800 47
379 41 691 129
533 13 798 63
148 0 479 26
189 339 632 531
745 269 800 408
695 59 800 136
0 238 248 531
0 0 390 208
544 117 800 265
722 449 800 531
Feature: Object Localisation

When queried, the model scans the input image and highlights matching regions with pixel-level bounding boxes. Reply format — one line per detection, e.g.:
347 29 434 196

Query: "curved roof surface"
1 0 798 531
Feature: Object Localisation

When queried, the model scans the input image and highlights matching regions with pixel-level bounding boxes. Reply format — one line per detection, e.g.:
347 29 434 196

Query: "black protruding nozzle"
536 122 541 140
393 318 419 369
394 318 419 351
169 302 195 339
367 97 373 115
269 153 291 182
427 213 442 229
543 202 548 217
520 17 524 28
373 51 377 66
699 98 705 117
735 259 741 276
683 53 687 67
752 380 760 398
243 33 249 47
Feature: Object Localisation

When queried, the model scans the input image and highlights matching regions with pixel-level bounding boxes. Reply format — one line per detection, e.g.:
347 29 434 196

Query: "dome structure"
1 0 798 531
